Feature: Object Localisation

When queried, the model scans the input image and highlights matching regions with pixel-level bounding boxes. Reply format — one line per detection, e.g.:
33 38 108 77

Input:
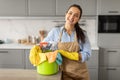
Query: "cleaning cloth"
56 52 62 65
39 53 47 63
29 45 42 66
45 50 58 63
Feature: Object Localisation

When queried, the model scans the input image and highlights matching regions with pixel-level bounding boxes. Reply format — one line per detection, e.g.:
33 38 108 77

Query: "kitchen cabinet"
99 48 120 67
0 0 27 16
98 0 120 15
0 0 96 17
28 0 56 16
86 50 99 80
87 50 98 68
99 48 120 80
25 49 35 69
89 68 98 80
99 67 120 80
0 49 35 69
56 0 97 16
0 49 24 69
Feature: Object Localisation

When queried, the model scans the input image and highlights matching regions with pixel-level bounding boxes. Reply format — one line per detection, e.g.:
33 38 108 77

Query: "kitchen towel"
56 52 62 65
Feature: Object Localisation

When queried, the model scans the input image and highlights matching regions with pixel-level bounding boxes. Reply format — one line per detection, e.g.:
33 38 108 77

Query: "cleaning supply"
37 61 58 75
37 48 59 75
29 43 60 75
39 53 47 63
29 45 42 66
57 50 79 61
45 50 58 63
56 52 62 65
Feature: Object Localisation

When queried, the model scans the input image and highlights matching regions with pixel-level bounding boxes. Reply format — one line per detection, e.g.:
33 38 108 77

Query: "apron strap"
58 28 64 42
74 32 78 42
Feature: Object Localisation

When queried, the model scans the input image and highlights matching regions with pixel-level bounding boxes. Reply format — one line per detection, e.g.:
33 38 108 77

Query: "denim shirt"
43 26 91 62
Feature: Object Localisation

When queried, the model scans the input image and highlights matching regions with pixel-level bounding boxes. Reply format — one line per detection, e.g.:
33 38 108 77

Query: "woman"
42 4 91 80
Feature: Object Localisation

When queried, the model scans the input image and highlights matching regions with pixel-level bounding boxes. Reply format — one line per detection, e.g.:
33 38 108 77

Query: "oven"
98 15 120 33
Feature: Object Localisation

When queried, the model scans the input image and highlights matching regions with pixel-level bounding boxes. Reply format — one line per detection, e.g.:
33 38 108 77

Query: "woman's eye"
74 14 79 17
67 12 79 18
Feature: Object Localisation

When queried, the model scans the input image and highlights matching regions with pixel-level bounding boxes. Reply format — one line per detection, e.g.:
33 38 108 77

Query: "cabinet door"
89 68 98 80
86 50 98 68
56 0 96 16
25 49 35 69
28 0 56 16
0 49 24 69
98 0 120 15
0 0 27 16
99 67 120 80
99 48 120 67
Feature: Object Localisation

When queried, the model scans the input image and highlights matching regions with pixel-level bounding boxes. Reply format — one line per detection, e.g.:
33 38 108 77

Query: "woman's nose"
70 14 74 20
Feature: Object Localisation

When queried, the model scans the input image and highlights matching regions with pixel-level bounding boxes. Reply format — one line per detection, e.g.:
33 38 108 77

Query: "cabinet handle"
108 11 119 13
107 50 117 53
0 51 8 53
106 68 117 70
80 20 86 23
79 20 86 26
79 23 86 26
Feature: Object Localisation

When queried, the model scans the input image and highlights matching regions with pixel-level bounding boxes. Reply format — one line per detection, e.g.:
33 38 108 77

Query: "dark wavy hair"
66 4 85 43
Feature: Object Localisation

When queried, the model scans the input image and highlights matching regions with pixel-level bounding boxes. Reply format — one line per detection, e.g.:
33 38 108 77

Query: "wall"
0 18 97 46
79 17 97 47
0 19 57 42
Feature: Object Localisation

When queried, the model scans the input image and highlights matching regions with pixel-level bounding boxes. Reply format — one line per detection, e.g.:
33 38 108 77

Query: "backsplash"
0 18 97 46
0 19 57 42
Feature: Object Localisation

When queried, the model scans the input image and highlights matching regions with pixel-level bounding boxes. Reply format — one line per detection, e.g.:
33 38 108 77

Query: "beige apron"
58 30 90 80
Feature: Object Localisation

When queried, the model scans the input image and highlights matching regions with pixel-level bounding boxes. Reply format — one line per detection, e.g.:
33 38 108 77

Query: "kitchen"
0 0 120 80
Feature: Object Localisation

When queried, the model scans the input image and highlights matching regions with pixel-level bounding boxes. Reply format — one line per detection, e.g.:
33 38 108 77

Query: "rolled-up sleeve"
42 28 61 50
43 28 55 42
79 32 91 62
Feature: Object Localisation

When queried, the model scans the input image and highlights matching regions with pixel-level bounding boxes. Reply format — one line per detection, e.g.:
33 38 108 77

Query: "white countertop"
0 43 99 50
0 69 61 80
91 45 99 50
0 43 33 49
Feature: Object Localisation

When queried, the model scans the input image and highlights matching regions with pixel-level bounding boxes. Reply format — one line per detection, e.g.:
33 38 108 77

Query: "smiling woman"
42 4 91 80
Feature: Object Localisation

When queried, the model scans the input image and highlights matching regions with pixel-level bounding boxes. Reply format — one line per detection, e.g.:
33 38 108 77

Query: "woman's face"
65 7 81 26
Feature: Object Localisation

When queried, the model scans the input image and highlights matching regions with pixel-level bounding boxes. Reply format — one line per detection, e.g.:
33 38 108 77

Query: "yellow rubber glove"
29 45 42 66
57 50 79 61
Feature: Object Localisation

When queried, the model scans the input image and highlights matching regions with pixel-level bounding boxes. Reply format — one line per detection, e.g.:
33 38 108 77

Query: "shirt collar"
60 26 76 32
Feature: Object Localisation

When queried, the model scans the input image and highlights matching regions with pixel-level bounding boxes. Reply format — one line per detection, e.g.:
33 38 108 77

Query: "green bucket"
37 61 59 75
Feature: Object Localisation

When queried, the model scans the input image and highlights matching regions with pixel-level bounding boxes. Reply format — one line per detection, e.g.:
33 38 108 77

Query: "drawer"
99 67 120 80
99 48 120 67
0 49 24 68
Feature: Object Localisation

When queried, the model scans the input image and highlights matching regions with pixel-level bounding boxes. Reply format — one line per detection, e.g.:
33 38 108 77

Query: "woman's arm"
42 28 61 51
42 28 60 42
